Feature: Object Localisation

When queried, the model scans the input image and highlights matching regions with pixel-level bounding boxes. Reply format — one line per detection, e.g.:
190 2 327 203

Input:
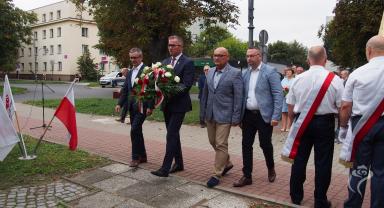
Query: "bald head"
307 46 327 66
213 47 230 69
366 35 384 61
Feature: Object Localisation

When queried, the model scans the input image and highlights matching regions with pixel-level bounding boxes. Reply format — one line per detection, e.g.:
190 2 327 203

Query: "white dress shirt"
342 56 384 116
171 53 182 67
131 62 143 87
286 65 344 115
246 63 262 110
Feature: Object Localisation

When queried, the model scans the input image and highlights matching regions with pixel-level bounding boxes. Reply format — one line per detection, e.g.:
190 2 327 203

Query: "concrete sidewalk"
15 103 371 207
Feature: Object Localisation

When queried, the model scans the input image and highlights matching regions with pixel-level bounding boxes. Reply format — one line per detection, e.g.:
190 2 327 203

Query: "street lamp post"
248 0 255 48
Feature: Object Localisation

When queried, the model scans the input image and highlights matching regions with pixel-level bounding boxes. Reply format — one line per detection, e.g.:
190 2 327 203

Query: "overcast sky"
12 0 336 48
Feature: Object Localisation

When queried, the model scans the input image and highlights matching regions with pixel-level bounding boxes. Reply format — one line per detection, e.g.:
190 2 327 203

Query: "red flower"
161 77 168 83
144 78 149 85
138 79 143 85
139 92 145 96
158 70 164 76
156 91 162 97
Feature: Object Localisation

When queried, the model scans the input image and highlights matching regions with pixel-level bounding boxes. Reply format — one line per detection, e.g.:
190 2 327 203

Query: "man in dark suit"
151 35 195 177
115 48 152 167
198 65 209 128
233 47 283 187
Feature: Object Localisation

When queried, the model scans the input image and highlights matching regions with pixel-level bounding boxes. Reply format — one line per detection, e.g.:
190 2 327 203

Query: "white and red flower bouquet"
133 62 182 110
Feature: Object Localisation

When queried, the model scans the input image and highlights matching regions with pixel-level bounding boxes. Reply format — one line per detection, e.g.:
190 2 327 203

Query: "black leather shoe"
169 164 184 173
207 176 220 188
151 169 169 177
268 168 276 182
221 164 233 176
233 176 252 187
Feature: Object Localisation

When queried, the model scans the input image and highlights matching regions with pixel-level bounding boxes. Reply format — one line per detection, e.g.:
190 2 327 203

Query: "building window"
58 62 62 71
34 31 38 40
29 62 32 71
57 44 62 54
50 29 54 38
35 62 38 71
21 63 24 72
57 10 61 19
20 48 24 57
43 46 47 55
43 30 46 39
57 27 61 37
43 62 47 71
34 47 38 56
42 14 46 22
50 61 54 71
82 44 88 54
49 12 53 20
28 48 32 56
50 45 54 55
81 27 88 37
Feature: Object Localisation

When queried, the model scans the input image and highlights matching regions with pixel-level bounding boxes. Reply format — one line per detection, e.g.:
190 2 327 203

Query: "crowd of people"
114 34 384 208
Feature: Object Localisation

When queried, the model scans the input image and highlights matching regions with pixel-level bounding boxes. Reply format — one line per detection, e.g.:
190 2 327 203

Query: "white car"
99 71 120 88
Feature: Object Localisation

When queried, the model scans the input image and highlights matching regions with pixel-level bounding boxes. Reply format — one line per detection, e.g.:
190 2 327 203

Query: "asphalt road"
8 83 199 102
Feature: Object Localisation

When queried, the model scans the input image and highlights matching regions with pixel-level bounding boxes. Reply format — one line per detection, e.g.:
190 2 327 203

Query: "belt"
246 109 260 115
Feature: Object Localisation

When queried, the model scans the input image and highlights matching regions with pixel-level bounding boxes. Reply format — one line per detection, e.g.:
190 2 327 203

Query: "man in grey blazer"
233 47 283 187
200 47 243 188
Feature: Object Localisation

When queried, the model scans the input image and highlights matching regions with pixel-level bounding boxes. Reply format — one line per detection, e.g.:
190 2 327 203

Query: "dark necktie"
171 57 176 67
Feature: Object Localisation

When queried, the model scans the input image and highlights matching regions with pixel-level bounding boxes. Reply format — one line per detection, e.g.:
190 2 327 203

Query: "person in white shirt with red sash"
283 46 344 207
339 35 384 208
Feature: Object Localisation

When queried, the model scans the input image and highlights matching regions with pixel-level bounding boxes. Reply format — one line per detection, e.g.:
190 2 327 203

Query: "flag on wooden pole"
0 98 20 161
54 81 78 150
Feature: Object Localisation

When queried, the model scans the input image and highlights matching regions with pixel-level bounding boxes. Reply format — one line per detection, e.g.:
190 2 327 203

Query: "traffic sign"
259 30 269 45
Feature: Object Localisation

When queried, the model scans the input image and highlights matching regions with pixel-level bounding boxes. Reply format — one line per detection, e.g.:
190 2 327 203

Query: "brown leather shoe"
233 176 252 187
268 168 276 182
139 156 147 163
129 160 140 167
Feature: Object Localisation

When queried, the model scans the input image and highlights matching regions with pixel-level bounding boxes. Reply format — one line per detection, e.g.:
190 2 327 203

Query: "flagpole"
32 115 55 156
14 111 36 160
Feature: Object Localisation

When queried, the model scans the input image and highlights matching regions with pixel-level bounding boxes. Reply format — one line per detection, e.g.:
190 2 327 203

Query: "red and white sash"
281 72 335 162
339 76 384 167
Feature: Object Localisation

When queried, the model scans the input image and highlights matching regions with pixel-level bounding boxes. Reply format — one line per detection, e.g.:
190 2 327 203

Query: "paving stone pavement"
0 180 90 208
14 103 372 207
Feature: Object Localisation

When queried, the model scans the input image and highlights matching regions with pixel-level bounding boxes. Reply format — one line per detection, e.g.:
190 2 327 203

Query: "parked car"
99 71 119 88
111 76 126 87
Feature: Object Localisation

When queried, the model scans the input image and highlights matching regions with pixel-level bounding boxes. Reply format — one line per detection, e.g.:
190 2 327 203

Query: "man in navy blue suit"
151 35 195 177
115 48 152 168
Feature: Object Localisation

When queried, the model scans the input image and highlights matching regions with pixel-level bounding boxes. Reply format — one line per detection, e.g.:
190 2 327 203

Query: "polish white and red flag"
2 75 16 120
0 97 19 161
54 81 78 150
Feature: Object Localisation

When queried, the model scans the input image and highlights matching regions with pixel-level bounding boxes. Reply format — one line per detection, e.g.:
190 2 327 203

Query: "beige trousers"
206 120 233 178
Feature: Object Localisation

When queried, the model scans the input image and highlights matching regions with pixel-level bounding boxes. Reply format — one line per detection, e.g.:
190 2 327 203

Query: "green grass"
7 79 65 84
0 135 110 189
24 98 201 124
0 86 27 95
189 85 199 94
86 81 100 87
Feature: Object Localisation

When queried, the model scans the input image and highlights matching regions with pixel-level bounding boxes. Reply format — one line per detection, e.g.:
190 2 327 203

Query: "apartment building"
16 1 118 81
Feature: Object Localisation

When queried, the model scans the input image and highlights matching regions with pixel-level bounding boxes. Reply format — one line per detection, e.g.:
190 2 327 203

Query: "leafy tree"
188 26 233 57
267 40 308 68
0 0 37 72
77 48 97 81
215 37 248 61
319 0 384 68
71 0 239 65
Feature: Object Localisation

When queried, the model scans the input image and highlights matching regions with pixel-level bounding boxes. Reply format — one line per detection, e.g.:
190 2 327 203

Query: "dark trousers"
344 117 384 208
161 110 186 172
290 114 335 208
129 107 147 160
241 110 274 178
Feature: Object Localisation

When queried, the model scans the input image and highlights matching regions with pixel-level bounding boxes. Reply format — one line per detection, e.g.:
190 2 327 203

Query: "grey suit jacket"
242 63 283 123
200 64 243 124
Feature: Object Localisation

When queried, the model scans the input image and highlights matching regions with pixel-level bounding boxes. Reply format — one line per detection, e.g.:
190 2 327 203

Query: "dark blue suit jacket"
161 54 195 113
118 64 150 111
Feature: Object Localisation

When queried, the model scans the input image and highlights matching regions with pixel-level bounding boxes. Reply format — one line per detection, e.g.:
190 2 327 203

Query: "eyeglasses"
130 56 140 59
246 54 260 58
168 44 181 48
213 54 227 58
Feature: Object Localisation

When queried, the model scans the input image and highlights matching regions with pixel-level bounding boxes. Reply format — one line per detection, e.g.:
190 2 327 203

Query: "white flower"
134 78 139 84
155 62 162 67
166 64 173 69
164 72 172 78
174 76 180 83
151 63 157 68
140 73 145 78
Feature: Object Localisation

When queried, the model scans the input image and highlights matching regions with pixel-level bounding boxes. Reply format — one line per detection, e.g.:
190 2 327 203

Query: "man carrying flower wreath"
151 35 195 177
115 48 153 168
